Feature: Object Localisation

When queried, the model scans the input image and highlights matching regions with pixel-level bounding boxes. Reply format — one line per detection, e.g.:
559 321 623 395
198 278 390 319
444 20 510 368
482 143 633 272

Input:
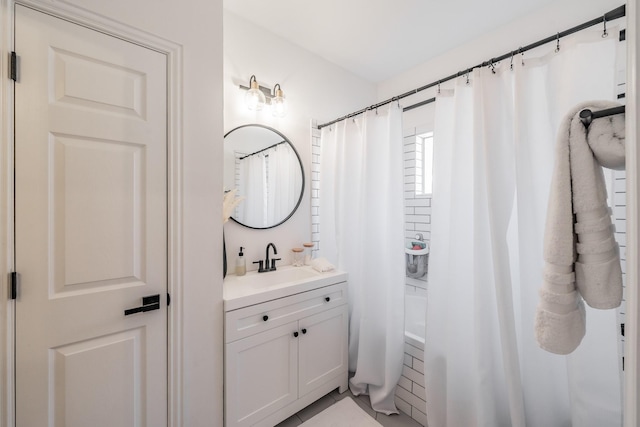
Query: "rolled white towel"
311 257 335 272
587 109 625 170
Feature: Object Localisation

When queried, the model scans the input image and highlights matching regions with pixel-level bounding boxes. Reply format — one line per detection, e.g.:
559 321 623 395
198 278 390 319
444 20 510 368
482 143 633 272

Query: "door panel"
15 5 167 426
298 305 348 397
52 135 144 293
51 47 148 118
225 322 298 427
50 329 143 426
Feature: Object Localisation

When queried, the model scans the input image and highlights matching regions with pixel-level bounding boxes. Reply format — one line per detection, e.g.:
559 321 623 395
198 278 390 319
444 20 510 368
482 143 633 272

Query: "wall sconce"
239 75 287 117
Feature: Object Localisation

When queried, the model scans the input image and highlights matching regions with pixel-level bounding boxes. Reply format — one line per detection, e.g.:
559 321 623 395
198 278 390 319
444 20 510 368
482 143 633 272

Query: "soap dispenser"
236 247 246 276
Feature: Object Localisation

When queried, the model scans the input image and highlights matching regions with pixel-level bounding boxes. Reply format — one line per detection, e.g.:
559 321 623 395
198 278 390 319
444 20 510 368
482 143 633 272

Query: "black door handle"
293 331 299 338
301 328 307 334
325 297 330 302
124 294 160 316
263 315 269 322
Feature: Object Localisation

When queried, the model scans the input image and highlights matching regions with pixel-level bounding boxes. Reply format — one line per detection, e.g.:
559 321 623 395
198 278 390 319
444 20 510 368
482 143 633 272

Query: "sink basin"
234 266 320 288
224 265 347 311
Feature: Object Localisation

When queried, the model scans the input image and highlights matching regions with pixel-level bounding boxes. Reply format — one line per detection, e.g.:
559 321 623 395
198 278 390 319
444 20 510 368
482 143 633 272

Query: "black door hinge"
10 52 17 82
167 293 171 307
9 272 17 300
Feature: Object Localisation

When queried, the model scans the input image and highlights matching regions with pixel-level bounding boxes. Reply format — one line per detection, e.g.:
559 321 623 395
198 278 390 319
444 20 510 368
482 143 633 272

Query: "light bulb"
271 86 286 117
245 77 266 111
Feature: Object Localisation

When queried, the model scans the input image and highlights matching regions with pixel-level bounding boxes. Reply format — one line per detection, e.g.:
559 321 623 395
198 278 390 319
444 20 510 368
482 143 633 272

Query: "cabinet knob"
293 331 299 338
301 328 307 334
325 297 330 302
263 315 269 322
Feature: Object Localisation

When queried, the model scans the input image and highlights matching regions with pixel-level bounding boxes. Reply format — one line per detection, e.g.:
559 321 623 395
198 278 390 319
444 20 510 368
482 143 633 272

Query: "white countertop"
223 265 348 311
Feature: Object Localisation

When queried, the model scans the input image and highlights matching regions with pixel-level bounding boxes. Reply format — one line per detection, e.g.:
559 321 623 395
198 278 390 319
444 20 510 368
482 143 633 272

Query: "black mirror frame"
223 124 305 230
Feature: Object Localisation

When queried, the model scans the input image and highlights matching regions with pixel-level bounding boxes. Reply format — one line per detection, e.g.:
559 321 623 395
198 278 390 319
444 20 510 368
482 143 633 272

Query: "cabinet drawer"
225 282 347 343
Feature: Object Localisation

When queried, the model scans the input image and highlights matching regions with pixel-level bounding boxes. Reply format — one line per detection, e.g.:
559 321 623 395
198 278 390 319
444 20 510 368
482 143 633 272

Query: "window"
415 131 433 195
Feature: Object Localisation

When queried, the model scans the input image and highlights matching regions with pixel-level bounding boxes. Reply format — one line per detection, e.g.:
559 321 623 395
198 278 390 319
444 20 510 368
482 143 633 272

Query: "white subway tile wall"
398 127 431 424
615 31 626 373
403 127 431 295
614 169 626 370
395 341 428 426
311 124 321 256
613 32 627 374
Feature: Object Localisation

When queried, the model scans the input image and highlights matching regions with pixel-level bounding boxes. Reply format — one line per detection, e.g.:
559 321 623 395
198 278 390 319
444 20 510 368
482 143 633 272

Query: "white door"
14 5 167 426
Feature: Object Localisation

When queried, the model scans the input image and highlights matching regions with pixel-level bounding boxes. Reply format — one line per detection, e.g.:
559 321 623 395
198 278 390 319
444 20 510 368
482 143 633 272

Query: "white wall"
0 0 224 425
223 10 376 271
379 0 624 129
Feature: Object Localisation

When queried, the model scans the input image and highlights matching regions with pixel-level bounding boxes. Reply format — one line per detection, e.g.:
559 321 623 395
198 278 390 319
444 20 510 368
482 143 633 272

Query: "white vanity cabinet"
224 269 348 427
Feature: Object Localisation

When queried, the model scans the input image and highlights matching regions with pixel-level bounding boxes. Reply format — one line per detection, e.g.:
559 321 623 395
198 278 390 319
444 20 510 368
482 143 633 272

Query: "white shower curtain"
267 143 299 224
238 153 266 226
319 105 405 414
426 31 622 427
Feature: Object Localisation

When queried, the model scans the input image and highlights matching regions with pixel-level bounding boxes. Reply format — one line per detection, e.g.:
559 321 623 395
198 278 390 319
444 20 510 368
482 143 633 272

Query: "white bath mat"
300 397 382 427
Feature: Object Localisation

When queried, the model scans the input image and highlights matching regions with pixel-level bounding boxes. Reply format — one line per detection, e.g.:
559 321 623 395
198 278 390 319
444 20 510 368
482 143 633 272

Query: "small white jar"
303 242 314 265
292 247 305 267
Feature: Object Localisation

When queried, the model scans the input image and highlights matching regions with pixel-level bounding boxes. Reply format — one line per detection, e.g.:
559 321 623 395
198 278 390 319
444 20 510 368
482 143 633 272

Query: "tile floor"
274 388 423 427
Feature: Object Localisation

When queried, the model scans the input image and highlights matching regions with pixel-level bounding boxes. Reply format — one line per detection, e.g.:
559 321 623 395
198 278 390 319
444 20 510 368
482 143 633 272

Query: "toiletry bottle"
236 247 246 276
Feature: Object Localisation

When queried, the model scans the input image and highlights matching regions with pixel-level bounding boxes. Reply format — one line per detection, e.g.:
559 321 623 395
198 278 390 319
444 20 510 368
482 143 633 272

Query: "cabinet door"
225 322 298 427
298 305 348 397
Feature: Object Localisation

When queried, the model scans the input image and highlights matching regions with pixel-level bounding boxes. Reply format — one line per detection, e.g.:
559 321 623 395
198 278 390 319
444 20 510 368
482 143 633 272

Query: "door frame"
0 1 185 426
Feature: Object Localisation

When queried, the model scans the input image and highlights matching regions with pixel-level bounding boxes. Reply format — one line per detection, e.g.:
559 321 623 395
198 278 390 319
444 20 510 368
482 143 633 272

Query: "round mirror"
223 124 305 229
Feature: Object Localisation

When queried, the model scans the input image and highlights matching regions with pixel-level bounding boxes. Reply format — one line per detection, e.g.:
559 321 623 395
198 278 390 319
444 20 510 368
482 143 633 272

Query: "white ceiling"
223 0 558 83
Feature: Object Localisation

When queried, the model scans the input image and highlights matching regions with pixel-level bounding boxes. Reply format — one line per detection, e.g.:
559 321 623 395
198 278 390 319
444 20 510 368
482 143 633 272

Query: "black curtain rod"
403 97 436 113
317 4 625 129
238 140 286 160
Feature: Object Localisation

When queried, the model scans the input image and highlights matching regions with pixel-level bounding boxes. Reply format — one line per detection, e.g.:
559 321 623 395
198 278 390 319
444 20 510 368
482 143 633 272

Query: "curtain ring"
602 15 608 38
465 69 470 85
510 52 514 71
489 59 496 74
555 32 560 53
437 80 441 94
519 47 525 66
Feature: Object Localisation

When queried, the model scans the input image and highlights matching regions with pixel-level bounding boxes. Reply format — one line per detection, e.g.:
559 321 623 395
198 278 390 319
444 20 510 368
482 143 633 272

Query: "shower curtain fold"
237 144 300 227
238 153 265 226
267 143 299 224
426 30 621 427
319 105 405 415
